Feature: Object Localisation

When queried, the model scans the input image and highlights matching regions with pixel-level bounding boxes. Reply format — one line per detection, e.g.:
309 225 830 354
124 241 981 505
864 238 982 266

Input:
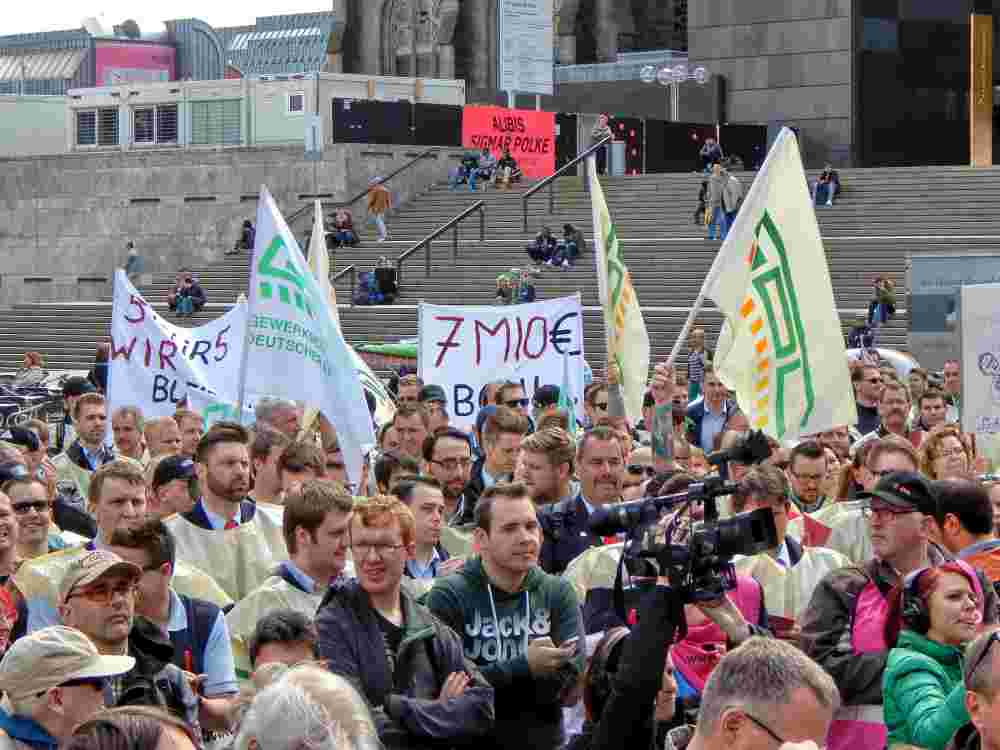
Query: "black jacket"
569 586 681 750
315 580 494 749
945 723 979 750
538 497 603 575
458 460 511 527
117 617 200 730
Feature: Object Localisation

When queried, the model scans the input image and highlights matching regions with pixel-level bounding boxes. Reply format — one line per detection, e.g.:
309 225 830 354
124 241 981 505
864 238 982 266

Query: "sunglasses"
12 500 51 515
626 464 656 477
504 399 529 408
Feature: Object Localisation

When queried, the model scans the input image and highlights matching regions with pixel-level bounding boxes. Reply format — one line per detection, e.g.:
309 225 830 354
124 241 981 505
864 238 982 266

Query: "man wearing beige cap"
57 549 200 730
0 625 134 749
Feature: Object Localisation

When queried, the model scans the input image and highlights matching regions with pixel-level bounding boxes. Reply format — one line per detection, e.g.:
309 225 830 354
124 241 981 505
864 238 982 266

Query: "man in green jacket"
426 481 584 750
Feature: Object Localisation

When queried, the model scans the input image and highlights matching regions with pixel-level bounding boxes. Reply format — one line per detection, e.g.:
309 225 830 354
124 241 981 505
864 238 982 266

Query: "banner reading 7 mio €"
462 105 555 179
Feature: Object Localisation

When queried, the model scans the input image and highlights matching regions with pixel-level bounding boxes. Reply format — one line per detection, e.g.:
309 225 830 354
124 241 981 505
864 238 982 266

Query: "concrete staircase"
2 164 999 374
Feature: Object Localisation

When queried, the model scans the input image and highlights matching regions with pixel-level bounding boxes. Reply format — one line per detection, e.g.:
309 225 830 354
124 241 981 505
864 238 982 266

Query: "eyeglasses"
626 464 656 477
741 710 787 746
968 630 1000 685
431 458 473 472
594 402 609 412
791 472 824 484
351 542 406 560
12 500 51 515
66 582 137 605
504 399 529 409
861 503 919 520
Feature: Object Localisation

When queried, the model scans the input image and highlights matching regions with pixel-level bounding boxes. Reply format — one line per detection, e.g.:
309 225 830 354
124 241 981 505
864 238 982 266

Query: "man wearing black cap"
801 470 999 750
149 456 197 520
418 384 450 433
55 377 96 455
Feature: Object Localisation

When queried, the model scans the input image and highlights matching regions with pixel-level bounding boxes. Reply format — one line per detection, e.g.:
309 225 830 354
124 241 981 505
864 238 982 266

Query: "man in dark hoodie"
316 495 494 749
426 481 584 750
951 628 1000 750
56 549 199 729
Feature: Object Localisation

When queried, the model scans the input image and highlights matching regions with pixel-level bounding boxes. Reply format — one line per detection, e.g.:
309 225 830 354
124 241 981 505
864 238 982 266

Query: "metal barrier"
396 201 486 287
331 264 357 306
522 135 612 231
287 148 436 226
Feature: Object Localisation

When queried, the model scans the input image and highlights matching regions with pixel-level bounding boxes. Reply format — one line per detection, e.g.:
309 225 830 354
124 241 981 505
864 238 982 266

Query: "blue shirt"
699 401 727 453
201 502 242 531
282 560 318 594
79 444 104 471
165 589 238 696
0 708 58 749
406 547 443 579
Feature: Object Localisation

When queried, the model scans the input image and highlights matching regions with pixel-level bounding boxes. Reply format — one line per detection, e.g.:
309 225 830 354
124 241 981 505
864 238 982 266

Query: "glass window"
98 108 118 146
157 104 178 143
76 110 96 146
287 92 305 114
133 107 155 143
191 100 241 146
863 18 899 50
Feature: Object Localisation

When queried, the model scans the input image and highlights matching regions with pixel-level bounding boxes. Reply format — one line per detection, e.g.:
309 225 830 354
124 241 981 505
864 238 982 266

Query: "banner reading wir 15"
462 105 555 179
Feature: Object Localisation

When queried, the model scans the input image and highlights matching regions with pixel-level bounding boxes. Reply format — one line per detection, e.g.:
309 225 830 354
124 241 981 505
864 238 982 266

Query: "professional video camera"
589 431 777 609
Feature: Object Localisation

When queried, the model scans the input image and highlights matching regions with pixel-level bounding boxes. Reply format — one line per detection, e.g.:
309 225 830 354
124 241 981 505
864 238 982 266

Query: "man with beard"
423 429 476 525
227 480 354 679
787 440 832 514
317 495 494 750
53 393 115 501
538 426 624 575
853 380 919 451
164 422 287 601
427 482 583 750
518 428 577 507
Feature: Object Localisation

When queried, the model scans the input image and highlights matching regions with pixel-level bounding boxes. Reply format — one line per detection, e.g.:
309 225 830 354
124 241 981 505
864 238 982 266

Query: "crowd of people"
2 323 1000 750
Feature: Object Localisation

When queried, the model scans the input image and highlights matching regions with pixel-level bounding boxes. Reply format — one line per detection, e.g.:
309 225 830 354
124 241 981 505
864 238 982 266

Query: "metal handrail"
522 135 613 231
288 148 437 226
396 200 486 286
331 264 357 306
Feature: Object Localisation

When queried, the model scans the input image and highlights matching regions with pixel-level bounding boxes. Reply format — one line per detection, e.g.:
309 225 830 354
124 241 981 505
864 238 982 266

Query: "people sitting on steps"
495 149 522 190
526 227 557 266
167 274 206 318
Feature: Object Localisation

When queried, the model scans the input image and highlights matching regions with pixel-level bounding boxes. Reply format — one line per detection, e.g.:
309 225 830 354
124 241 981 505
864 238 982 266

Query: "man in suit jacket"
538 426 624 575
685 367 738 453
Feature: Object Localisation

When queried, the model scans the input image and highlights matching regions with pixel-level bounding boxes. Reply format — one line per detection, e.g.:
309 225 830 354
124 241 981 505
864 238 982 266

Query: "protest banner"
108 270 247 422
418 295 586 428
461 105 555 179
961 282 1000 434
240 187 376 486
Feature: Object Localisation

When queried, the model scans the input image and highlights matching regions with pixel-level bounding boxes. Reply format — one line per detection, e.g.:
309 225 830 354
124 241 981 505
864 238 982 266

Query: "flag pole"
666 283 710 370
588 156 615 364
235 186 266 425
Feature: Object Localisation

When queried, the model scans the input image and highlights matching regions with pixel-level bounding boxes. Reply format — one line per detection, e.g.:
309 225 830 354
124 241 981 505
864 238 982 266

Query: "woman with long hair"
882 561 984 750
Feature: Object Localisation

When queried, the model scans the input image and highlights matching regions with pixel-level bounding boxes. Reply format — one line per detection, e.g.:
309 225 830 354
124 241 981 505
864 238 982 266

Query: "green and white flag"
589 159 650 424
240 187 376 485
558 353 577 437
705 129 856 440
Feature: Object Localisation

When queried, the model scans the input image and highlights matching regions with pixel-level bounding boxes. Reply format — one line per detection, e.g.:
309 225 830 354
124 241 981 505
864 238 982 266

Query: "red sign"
95 42 176 85
461 106 555 179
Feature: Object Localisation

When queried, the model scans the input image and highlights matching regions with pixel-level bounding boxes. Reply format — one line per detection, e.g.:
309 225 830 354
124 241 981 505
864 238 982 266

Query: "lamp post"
639 63 710 121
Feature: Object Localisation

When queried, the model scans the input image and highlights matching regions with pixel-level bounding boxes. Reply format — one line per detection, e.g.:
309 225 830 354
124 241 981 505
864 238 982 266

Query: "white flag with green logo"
241 187 376 486
705 129 857 440
589 160 650 425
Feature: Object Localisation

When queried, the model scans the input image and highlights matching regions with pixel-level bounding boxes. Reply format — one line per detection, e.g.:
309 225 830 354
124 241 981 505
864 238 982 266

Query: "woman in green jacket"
883 560 984 750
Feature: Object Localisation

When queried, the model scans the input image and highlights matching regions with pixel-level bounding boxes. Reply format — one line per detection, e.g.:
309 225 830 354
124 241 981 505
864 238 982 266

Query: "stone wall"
688 0 854 167
0 144 462 305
